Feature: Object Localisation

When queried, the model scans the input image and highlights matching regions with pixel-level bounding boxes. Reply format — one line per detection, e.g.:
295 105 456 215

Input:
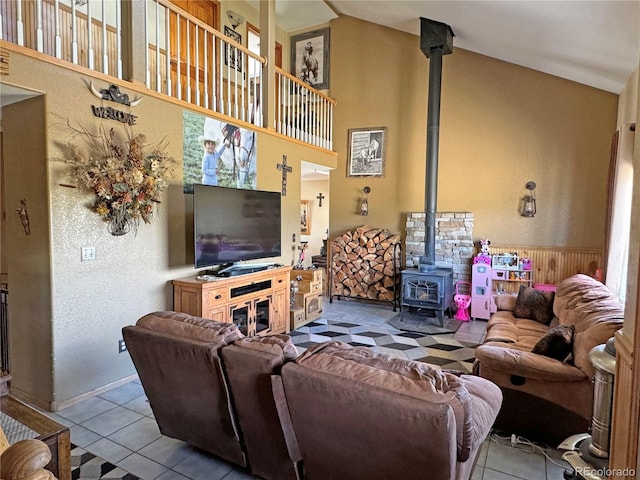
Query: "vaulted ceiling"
276 0 640 95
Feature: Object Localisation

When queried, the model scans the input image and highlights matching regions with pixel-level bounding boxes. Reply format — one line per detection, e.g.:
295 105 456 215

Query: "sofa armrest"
475 345 587 382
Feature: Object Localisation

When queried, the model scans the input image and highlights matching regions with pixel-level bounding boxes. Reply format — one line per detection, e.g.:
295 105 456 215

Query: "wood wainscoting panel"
609 331 638 479
489 245 604 290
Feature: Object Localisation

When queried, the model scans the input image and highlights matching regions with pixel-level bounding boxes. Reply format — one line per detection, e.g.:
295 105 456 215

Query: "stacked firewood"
330 226 401 303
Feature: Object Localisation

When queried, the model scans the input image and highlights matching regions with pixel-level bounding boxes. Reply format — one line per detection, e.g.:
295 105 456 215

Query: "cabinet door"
208 306 227 323
174 287 202 316
229 301 252 336
271 289 289 334
254 295 272 336
472 264 492 299
471 297 491 320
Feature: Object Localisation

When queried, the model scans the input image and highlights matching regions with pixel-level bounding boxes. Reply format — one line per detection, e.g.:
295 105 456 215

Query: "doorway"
300 161 330 269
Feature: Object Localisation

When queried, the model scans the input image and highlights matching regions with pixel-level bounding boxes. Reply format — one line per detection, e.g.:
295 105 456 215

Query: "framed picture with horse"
290 28 330 90
347 127 386 177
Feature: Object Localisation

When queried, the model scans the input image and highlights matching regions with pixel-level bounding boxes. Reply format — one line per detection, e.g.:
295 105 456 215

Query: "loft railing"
0 0 335 150
146 0 265 125
276 67 335 150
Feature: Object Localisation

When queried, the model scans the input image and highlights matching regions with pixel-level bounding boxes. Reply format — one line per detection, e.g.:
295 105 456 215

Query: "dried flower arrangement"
66 125 176 236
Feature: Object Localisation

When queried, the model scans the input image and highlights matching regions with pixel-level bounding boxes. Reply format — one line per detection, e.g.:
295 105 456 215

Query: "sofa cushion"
233 334 299 361
475 345 586 382
495 294 517 312
295 341 501 462
485 312 549 346
137 311 243 343
531 325 574 361
553 274 624 378
513 286 555 325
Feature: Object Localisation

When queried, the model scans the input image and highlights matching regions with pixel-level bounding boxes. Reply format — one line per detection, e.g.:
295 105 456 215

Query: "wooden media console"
173 266 291 336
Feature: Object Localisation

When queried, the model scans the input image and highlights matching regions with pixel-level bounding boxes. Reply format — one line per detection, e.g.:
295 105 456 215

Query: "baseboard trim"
52 374 139 412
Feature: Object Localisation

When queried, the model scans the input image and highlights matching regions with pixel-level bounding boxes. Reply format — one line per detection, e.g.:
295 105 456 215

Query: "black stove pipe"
425 48 443 268
420 18 454 270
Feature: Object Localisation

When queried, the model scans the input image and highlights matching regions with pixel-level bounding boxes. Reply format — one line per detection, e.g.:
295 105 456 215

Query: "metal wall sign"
90 105 137 125
87 81 141 125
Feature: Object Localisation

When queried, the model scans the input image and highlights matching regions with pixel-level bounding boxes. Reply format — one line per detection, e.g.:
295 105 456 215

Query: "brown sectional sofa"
124 311 503 480
279 341 502 480
474 274 624 445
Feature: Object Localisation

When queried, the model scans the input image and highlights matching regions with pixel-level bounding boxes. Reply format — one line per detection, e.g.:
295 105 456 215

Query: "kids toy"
453 280 472 321
473 239 492 264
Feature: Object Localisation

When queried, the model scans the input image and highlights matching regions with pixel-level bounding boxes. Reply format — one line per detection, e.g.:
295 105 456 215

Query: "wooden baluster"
164 6 171 95
203 31 208 109
86 0 93 69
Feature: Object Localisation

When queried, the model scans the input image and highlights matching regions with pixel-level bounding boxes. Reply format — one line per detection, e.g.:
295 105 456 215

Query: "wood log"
364 228 383 239
330 227 401 305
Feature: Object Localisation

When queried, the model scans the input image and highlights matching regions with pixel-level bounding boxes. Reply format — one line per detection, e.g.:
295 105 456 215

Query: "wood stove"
399 18 456 328
400 268 453 326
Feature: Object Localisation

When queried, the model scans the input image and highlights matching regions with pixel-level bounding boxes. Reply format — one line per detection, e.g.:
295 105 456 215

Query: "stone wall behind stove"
405 212 474 282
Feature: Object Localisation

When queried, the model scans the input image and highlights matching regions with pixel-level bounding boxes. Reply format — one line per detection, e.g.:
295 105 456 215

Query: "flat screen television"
194 184 282 271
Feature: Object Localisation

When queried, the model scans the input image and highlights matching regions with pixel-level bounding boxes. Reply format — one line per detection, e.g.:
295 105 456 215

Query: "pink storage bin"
534 283 556 293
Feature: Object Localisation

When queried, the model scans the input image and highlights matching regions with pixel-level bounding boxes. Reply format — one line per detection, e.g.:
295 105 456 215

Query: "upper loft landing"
0 0 336 152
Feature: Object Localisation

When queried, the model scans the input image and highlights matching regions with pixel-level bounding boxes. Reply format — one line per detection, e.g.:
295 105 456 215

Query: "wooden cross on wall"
277 155 292 196
316 193 325 207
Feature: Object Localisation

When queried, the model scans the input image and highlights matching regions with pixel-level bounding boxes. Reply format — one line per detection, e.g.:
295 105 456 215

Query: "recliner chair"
123 311 301 480
122 311 247 467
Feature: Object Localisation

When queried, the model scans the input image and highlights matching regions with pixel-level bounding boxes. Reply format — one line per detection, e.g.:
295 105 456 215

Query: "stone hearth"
405 212 474 282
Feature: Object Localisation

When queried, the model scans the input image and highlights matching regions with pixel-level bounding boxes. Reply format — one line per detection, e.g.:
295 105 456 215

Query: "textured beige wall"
3 50 335 406
3 97 54 406
329 15 618 248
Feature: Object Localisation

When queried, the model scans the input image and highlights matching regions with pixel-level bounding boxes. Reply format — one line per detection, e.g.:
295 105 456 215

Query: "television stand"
173 266 292 336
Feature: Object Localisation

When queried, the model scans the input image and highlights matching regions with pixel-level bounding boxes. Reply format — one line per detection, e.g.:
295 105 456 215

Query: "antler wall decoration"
88 81 143 106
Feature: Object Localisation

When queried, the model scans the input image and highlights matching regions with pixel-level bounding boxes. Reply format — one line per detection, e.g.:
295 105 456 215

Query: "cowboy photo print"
182 111 257 193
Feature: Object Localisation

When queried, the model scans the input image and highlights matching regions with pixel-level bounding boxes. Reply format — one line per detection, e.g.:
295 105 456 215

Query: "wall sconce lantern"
360 186 371 216
521 181 537 217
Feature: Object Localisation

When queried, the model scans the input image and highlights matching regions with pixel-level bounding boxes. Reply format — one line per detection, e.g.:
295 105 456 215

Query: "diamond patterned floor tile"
378 342 417 351
427 343 463 352
325 321 354 327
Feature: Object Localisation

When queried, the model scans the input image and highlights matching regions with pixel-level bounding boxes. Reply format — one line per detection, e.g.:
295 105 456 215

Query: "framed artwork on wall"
224 26 243 72
301 200 311 234
347 127 386 177
290 28 330 90
181 111 257 193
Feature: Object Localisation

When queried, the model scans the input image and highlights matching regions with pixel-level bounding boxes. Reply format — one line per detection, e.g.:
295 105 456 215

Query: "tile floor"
43 299 572 480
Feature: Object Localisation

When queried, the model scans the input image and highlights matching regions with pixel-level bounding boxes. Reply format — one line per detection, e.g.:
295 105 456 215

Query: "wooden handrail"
275 66 337 105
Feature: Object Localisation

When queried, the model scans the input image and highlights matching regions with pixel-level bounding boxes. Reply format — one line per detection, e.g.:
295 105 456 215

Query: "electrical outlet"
118 339 127 353
81 247 96 262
